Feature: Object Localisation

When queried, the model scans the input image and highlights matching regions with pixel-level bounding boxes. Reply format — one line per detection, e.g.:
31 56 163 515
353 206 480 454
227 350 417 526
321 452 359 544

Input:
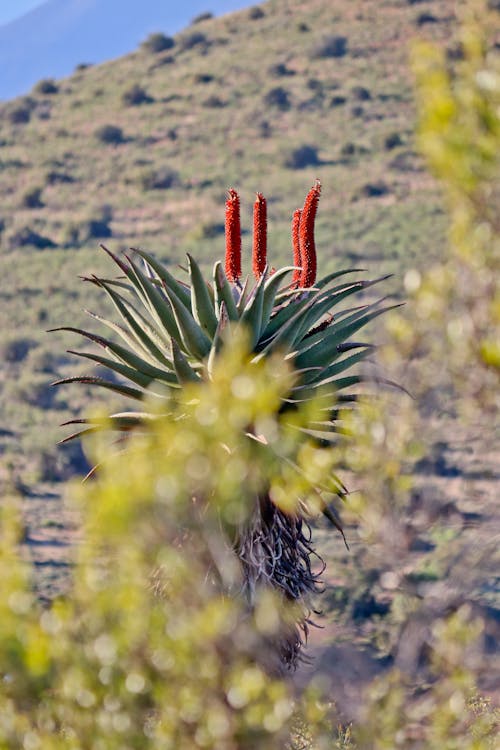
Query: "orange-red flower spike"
252 192 267 280
298 180 321 288
291 208 302 287
225 188 241 283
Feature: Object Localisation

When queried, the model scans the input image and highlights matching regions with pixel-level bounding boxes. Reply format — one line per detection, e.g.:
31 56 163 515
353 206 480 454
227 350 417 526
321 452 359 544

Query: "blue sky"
0 1 42 26
0 1 254 28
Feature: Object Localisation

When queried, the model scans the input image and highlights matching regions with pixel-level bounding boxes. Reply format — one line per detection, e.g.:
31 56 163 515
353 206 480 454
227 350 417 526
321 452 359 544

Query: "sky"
0 1 43 26
0 0 253 28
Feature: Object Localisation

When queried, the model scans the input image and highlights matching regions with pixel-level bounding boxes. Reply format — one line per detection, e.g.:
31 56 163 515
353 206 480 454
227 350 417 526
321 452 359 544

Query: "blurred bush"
0 341 337 748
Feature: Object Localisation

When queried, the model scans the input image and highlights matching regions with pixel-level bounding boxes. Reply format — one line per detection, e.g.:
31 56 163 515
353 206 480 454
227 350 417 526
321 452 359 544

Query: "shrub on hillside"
351 85 371 101
257 120 272 138
7 226 56 250
263 86 290 110
64 206 113 246
7 103 32 125
330 94 347 107
94 124 125 145
310 34 348 59
384 131 403 150
121 84 153 106
283 144 320 169
202 94 225 108
33 78 59 95
416 12 439 25
191 11 213 24
0 337 35 363
21 187 44 209
193 72 214 84
141 32 175 53
138 167 180 191
340 142 357 157
179 31 208 51
268 62 294 77
356 180 390 198
45 170 75 185
248 6 265 19
187 221 225 240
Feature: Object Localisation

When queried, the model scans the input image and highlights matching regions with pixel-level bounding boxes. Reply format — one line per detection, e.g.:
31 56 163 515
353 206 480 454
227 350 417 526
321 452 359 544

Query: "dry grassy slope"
0 0 455 478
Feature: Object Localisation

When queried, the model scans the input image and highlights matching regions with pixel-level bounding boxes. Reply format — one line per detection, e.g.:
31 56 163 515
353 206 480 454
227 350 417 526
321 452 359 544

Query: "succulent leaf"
239 266 268 348
93 278 172 365
213 261 239 322
187 253 218 337
51 375 145 400
131 248 192 309
171 338 202 384
163 284 212 360
123 255 184 347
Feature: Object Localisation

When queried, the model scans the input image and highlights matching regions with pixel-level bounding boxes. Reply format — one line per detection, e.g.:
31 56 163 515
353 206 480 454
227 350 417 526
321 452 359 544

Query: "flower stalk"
291 208 302 287
298 180 321 288
252 192 267 279
225 188 242 283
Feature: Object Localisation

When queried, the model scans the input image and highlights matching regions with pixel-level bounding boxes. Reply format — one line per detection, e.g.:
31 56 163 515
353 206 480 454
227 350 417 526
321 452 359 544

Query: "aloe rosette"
53 181 396 668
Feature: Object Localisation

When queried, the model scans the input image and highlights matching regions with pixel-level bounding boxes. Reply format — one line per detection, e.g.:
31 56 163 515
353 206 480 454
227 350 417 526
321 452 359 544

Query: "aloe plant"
53 182 395 668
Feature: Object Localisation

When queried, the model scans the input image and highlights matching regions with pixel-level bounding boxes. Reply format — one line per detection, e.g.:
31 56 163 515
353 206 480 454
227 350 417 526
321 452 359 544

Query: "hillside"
0 0 252 100
0 0 457 481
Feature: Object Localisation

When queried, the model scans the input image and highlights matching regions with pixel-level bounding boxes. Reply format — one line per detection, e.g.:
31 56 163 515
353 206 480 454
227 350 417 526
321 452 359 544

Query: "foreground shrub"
0 347 336 748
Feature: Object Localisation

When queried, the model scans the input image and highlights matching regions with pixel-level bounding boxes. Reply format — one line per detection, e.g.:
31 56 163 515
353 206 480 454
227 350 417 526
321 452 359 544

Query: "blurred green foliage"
0 340 340 748
0 1 499 747
337 1 500 744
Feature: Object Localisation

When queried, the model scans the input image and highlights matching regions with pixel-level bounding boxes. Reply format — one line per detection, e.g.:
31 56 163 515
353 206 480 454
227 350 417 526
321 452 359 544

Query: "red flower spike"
291 208 302 287
252 192 267 280
298 180 321 288
225 188 242 283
